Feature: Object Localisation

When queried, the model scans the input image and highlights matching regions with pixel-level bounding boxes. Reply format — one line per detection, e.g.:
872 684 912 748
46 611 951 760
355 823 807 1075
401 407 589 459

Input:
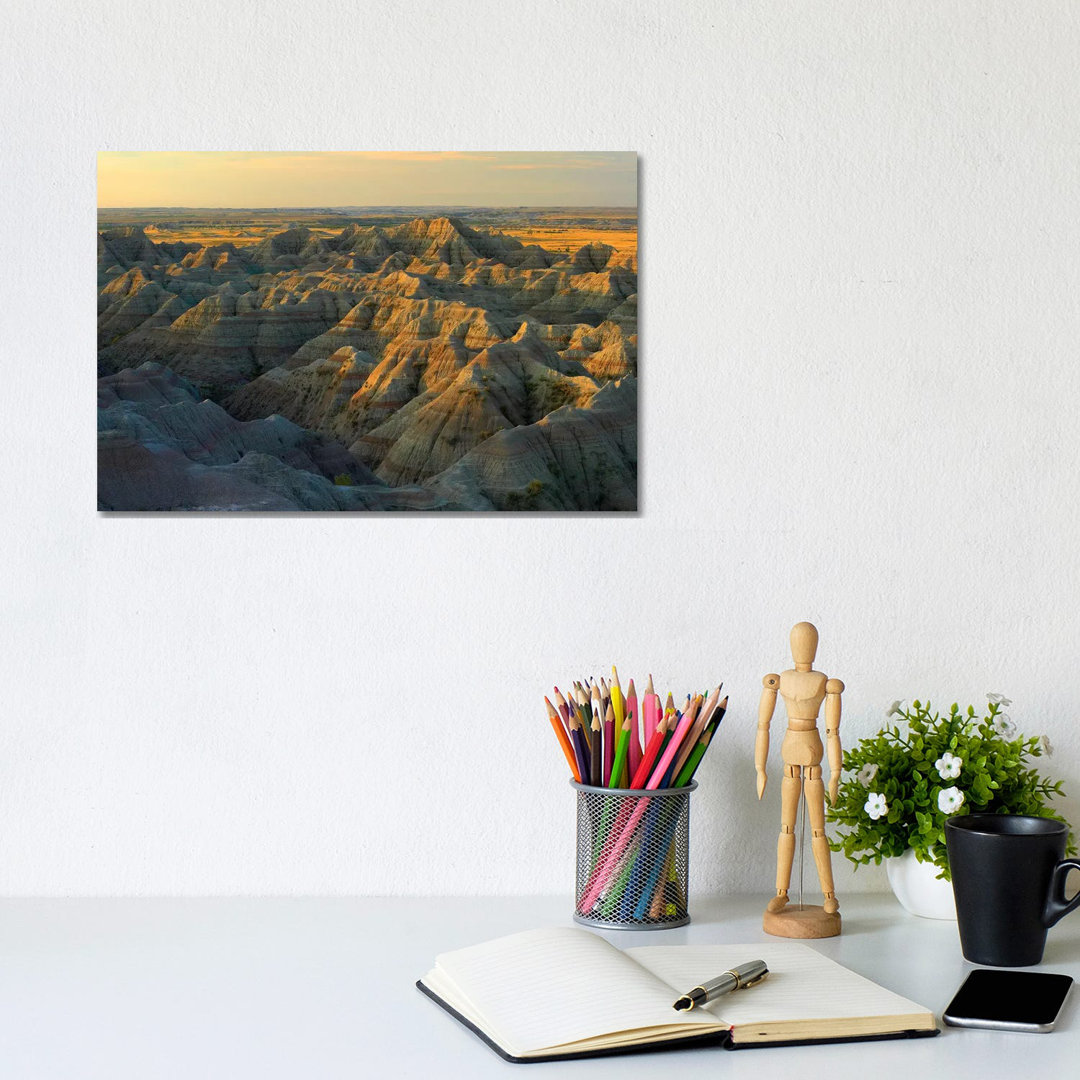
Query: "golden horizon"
97 151 638 209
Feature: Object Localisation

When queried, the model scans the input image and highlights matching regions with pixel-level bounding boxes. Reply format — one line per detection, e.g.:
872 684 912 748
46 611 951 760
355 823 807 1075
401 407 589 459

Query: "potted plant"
826 695 1072 919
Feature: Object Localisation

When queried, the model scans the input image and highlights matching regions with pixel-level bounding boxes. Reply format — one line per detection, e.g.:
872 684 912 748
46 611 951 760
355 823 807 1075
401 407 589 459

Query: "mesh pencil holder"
571 781 697 930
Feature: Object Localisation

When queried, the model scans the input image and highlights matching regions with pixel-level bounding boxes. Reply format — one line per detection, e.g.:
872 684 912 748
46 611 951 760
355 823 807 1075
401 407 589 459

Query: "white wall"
3 1 1079 897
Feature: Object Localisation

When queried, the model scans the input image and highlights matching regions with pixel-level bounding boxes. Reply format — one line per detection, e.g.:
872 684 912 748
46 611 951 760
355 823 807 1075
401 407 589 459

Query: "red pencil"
630 706 667 788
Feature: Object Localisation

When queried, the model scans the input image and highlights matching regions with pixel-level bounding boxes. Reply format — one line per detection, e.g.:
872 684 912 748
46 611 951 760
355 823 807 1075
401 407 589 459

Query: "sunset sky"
97 151 637 208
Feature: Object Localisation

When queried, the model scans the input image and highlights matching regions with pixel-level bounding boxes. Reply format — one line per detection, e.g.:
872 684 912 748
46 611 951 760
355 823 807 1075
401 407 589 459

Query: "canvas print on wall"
97 151 637 511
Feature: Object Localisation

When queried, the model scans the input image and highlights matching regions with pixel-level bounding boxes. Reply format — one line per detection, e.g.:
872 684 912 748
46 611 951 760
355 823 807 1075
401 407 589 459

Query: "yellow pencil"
610 666 625 730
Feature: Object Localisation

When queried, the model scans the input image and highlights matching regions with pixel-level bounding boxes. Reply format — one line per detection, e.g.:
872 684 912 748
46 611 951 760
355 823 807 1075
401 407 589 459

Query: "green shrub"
827 697 1071 879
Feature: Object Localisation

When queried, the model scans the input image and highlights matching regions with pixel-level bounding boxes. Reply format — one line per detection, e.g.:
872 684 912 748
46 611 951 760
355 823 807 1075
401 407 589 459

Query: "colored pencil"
630 705 666 788
608 702 634 790
581 706 701 910
575 684 593 757
674 730 711 788
645 704 697 789
633 805 686 918
570 695 591 764
670 687 718 780
545 696 580 782
568 707 590 783
602 702 615 786
589 709 603 786
553 686 571 730
675 695 728 786
626 679 641 782
609 667 624 732
548 668 728 920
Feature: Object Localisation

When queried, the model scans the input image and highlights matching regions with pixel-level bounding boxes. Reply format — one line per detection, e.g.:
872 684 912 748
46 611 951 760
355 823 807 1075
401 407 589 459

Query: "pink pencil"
626 679 641 782
643 675 660 738
643 705 696 788
579 708 699 911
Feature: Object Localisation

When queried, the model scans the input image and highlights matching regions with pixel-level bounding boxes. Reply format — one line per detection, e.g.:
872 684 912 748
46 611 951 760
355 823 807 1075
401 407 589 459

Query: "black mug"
946 814 1080 966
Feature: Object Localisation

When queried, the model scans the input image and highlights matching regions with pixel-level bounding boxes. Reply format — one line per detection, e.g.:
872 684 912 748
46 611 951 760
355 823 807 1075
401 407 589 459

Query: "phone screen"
944 970 1073 1032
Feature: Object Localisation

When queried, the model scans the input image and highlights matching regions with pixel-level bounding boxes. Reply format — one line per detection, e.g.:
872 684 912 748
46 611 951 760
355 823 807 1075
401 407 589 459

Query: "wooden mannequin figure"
755 621 844 938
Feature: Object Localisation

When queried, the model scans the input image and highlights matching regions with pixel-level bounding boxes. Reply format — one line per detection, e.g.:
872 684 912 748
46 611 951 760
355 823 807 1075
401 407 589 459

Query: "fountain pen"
672 959 769 1011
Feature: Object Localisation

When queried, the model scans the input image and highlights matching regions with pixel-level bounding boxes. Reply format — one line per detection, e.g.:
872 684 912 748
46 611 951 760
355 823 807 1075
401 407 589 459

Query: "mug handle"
1043 859 1080 928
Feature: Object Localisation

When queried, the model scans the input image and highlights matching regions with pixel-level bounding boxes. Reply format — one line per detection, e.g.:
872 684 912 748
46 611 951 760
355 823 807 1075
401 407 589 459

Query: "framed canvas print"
97 151 637 512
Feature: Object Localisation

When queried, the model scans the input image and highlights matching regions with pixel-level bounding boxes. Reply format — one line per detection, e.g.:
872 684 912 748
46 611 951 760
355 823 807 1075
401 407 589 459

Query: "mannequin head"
790 621 819 670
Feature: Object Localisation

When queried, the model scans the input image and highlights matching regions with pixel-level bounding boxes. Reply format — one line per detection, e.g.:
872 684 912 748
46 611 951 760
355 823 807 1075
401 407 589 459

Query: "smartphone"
943 969 1074 1033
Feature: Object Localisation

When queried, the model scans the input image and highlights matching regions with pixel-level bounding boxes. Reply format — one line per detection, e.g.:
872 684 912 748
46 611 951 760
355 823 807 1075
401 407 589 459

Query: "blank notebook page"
626 943 930 1024
432 927 715 1053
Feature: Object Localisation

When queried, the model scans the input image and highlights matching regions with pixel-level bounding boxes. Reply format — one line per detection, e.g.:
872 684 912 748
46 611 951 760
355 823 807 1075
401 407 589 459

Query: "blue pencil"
632 801 685 919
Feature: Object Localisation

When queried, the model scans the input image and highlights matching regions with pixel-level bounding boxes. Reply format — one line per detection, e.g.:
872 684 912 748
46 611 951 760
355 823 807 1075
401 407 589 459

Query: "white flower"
938 786 965 814
857 763 879 785
987 692 1013 707
935 751 962 780
1041 734 1054 757
993 713 1017 737
885 700 904 718
864 792 889 820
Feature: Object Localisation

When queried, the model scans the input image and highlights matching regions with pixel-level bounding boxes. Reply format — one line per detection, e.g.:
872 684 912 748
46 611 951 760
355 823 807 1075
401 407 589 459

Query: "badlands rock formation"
98 216 637 511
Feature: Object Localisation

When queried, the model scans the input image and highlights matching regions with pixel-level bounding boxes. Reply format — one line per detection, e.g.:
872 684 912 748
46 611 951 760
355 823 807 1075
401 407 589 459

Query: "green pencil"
608 711 633 788
675 695 728 786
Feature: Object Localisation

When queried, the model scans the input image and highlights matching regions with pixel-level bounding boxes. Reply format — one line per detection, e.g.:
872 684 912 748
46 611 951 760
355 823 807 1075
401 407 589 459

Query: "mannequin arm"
824 678 844 804
756 674 779 799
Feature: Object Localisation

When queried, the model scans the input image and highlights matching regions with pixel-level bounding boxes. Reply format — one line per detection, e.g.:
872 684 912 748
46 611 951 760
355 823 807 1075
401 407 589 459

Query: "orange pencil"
545 696 580 782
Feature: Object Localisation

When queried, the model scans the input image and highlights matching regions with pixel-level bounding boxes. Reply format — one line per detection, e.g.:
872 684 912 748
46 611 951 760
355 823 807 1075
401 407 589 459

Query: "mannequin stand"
763 904 841 939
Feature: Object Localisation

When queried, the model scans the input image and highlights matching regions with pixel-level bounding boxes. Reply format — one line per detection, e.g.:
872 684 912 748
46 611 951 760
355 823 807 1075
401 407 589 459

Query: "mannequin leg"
805 766 839 913
767 764 802 913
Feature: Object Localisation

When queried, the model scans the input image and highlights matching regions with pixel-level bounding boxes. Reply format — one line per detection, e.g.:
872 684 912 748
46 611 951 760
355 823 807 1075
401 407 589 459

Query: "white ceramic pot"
885 849 957 920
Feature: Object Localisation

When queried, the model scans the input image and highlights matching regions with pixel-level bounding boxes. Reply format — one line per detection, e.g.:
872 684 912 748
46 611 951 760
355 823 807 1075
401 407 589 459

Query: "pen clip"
739 968 769 989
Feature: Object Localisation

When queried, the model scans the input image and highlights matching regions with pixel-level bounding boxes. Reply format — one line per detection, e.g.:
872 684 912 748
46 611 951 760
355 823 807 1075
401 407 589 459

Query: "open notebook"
418 927 937 1062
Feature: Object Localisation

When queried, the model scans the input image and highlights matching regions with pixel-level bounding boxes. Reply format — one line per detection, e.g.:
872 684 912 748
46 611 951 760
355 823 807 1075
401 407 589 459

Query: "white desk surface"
0 893 1076 1078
